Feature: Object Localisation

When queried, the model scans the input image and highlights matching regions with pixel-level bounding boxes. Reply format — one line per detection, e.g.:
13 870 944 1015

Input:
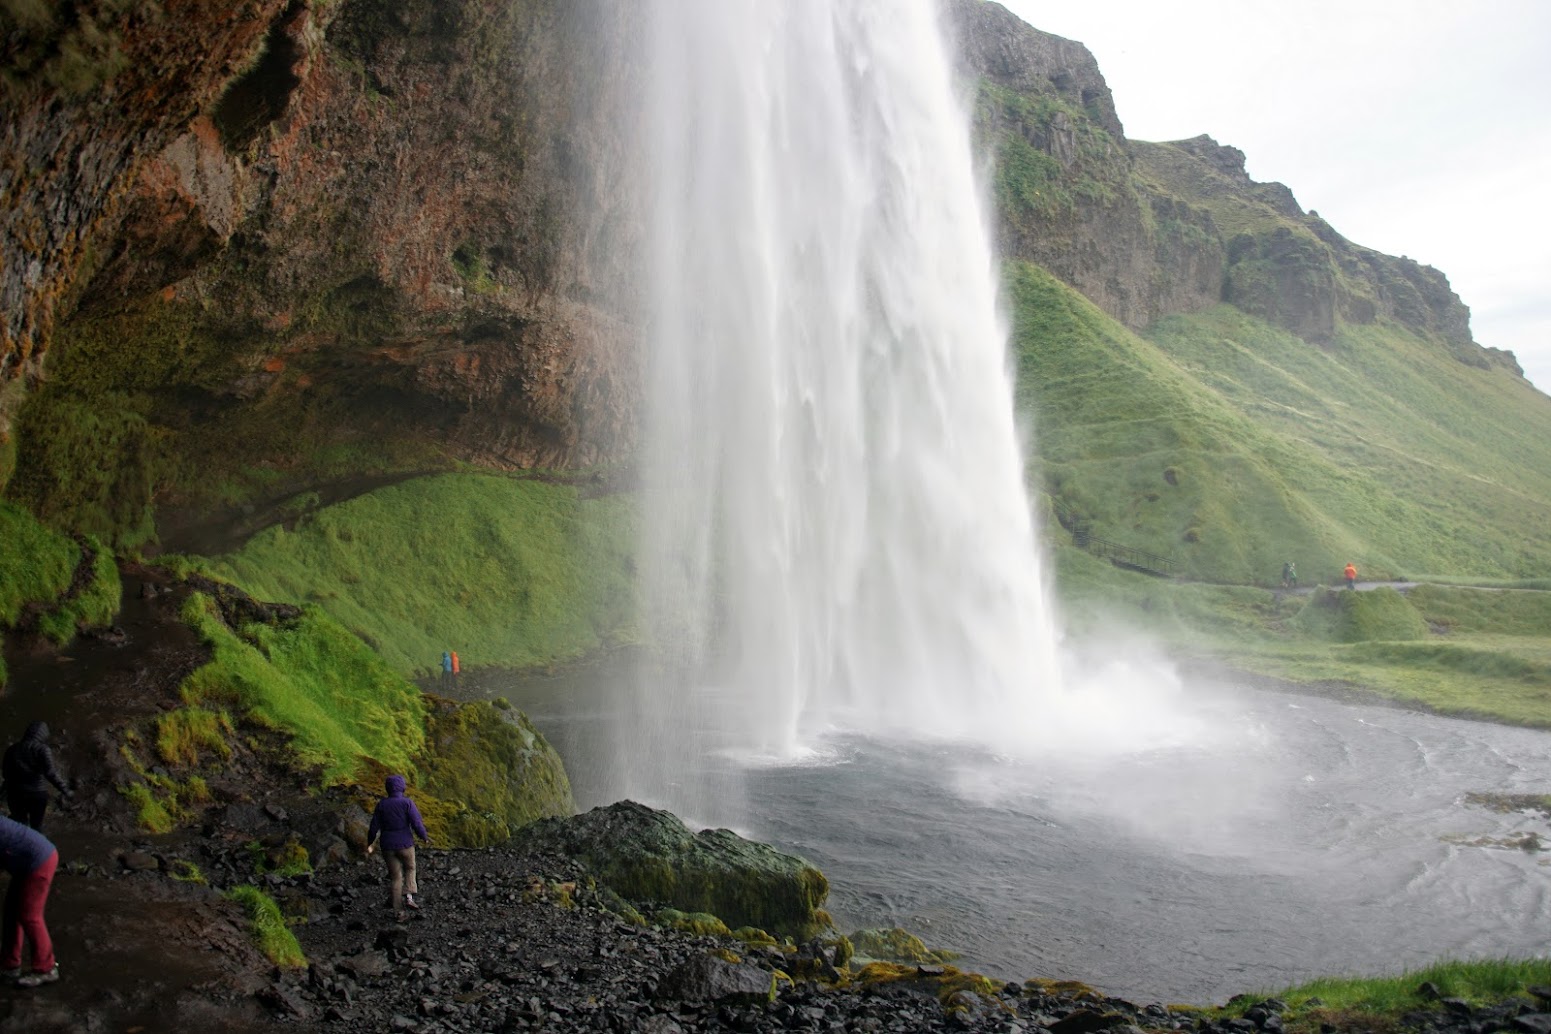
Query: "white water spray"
618 0 1067 813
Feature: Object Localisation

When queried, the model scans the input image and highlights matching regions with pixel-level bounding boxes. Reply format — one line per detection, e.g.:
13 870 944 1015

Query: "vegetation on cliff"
1007 263 1551 587
207 472 637 676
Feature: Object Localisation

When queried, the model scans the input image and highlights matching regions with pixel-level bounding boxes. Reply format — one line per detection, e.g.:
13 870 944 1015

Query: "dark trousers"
6 791 48 832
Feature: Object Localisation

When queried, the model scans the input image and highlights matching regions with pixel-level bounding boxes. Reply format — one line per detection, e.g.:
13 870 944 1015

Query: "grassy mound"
209 473 636 676
178 591 427 783
1292 587 1427 643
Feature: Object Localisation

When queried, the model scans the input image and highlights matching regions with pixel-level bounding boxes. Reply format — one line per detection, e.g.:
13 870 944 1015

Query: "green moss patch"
849 927 958 965
225 884 306 969
0 500 78 625
178 590 427 784
209 473 637 675
413 695 574 847
36 536 122 645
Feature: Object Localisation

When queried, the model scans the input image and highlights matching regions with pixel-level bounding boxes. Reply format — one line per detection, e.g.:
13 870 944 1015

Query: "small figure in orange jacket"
1343 563 1358 590
450 651 460 687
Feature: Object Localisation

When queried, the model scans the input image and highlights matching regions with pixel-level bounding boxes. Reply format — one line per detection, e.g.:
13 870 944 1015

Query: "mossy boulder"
1293 586 1427 643
414 696 575 848
511 800 830 941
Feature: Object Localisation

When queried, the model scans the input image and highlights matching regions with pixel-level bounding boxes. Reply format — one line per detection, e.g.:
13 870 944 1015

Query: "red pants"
2 848 57 973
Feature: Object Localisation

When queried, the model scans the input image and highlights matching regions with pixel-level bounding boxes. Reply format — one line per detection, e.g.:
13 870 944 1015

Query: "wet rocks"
510 800 830 940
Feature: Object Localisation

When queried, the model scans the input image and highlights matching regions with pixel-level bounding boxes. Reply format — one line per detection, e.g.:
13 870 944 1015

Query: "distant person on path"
1281 561 1297 588
450 650 460 688
365 774 430 920
1344 562 1358 590
440 651 452 690
1 722 73 832
0 814 60 986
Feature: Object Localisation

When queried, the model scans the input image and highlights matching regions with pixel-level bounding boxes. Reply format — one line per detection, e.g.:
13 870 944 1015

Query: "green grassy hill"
1006 261 1551 586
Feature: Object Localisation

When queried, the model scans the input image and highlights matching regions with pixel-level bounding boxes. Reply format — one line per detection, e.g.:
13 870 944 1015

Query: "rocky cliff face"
946 0 1517 372
0 0 1523 544
2 0 644 541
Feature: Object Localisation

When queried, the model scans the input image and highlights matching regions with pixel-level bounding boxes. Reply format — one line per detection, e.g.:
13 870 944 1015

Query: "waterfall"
616 0 1064 817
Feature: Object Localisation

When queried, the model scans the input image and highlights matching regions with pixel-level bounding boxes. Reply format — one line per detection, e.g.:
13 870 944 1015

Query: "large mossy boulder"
1293 586 1428 643
512 800 830 941
415 696 575 847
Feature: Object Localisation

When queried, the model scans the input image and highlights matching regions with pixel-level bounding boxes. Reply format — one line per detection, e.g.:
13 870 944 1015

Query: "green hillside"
1006 261 1551 586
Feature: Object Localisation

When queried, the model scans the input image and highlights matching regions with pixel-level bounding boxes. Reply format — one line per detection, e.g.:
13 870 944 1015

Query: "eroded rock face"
4 0 647 530
0 0 291 411
946 1 1509 372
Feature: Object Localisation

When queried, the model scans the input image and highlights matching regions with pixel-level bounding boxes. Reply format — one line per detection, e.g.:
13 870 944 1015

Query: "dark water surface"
471 663 1551 1004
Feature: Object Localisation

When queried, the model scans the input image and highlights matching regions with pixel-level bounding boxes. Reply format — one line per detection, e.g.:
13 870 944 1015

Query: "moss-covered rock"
414 695 574 848
1294 586 1427 643
511 800 830 941
849 927 958 965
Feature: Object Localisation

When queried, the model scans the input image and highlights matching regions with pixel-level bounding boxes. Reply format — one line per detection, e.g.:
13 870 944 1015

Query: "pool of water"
464 662 1551 1004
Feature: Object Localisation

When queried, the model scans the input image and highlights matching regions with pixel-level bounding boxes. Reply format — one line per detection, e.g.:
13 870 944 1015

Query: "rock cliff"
0 0 1523 545
2 0 644 542
946 0 1516 370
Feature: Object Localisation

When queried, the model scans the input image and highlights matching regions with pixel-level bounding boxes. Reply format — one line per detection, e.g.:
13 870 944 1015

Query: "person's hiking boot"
17 964 59 987
405 894 419 910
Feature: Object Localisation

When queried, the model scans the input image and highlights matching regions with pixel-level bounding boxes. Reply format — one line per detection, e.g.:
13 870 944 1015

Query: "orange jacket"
451 651 460 674
1343 564 1357 580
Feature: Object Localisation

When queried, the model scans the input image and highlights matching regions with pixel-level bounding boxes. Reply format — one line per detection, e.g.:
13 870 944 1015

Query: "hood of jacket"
385 774 407 797
21 721 47 743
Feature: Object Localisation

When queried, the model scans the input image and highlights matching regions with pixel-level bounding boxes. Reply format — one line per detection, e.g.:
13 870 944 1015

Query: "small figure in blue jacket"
365 774 430 920
440 651 453 690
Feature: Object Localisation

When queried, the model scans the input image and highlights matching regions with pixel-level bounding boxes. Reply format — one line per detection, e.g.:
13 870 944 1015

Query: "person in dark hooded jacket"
365 774 430 918
1 722 73 832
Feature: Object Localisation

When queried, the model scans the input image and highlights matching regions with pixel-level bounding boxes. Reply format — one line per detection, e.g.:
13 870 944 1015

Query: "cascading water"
615 0 1065 817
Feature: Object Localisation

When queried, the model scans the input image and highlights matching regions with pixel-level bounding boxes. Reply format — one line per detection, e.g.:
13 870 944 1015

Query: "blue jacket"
0 814 56 874
367 775 429 852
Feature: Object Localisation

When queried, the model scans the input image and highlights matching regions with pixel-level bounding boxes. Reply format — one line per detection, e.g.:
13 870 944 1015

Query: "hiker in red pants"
0 814 59 986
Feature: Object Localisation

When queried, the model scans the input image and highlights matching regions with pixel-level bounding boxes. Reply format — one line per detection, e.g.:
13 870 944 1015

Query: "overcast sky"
992 0 1551 394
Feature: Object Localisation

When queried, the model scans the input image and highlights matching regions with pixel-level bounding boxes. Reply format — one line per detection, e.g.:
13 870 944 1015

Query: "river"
469 661 1551 1004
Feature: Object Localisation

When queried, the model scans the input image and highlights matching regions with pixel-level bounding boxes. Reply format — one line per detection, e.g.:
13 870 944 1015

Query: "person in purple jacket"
365 774 430 919
0 814 59 986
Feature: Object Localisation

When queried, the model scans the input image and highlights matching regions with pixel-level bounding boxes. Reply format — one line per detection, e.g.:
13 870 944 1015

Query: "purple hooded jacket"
367 775 429 852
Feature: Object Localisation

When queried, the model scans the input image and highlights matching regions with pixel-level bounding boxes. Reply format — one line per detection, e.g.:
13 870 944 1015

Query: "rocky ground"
8 818 1551 1034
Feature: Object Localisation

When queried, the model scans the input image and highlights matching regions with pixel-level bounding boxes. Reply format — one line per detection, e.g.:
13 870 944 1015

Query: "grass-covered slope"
1006 261 1551 585
208 472 636 676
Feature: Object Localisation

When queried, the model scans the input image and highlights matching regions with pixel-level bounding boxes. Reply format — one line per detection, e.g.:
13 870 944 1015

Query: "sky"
992 0 1551 394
